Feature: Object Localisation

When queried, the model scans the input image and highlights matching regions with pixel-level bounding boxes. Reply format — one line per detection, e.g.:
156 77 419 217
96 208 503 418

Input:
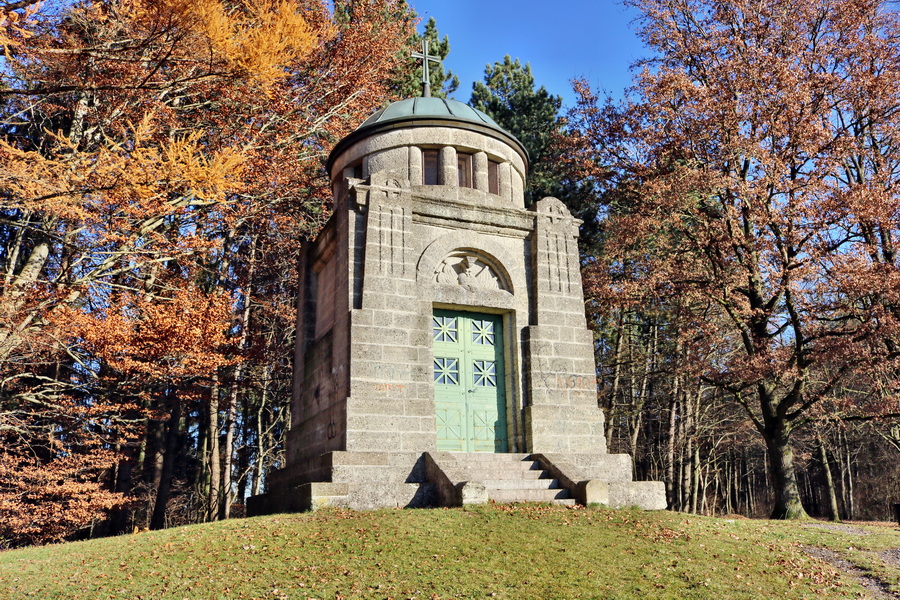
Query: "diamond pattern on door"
433 357 459 385
432 309 507 452
473 360 496 387
471 319 495 345
432 315 458 343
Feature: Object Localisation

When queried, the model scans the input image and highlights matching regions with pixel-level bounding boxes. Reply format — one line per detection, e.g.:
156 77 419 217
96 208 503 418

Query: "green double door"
432 309 507 452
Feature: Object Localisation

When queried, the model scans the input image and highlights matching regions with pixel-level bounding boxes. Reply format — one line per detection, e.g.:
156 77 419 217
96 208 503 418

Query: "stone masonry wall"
285 209 351 468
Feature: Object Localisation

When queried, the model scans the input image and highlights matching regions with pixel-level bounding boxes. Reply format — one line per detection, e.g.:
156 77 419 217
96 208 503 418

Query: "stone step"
488 488 574 503
460 459 541 469
442 466 547 481
310 495 350 510
331 464 413 483
481 478 560 490
447 452 531 461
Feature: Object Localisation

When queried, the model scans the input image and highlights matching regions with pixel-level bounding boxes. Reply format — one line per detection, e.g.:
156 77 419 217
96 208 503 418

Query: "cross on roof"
410 39 442 98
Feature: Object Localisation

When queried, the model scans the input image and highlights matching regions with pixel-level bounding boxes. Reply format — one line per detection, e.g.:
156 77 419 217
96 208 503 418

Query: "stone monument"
248 44 665 514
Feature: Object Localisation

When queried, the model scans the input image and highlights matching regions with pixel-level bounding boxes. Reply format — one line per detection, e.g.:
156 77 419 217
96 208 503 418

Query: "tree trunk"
220 235 256 520
629 323 655 477
665 340 683 510
841 432 855 520
711 456 720 514
109 443 134 535
680 386 694 512
725 457 733 514
700 460 710 515
251 367 271 496
196 411 209 519
745 453 755 516
150 395 182 530
605 313 625 444
142 413 165 528
220 385 237 520
817 432 840 522
207 375 221 523
691 445 701 514
665 395 678 509
765 423 808 519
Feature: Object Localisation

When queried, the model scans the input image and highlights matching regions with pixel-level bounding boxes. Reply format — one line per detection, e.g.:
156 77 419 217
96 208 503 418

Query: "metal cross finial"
411 39 442 98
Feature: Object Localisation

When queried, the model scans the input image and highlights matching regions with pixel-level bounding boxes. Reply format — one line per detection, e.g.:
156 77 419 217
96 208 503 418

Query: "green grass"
1 504 898 599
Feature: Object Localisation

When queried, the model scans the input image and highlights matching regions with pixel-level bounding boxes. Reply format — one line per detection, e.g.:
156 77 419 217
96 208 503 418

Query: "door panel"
433 310 507 452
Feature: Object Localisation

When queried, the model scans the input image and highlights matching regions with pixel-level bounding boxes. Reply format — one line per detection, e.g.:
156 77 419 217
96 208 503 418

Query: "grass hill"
1 504 899 599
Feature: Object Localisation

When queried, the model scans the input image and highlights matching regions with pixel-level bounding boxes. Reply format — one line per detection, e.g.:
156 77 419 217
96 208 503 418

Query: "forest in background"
3 0 900 548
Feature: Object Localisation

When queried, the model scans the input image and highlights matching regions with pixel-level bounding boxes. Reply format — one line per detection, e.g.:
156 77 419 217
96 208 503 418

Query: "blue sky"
407 1 649 108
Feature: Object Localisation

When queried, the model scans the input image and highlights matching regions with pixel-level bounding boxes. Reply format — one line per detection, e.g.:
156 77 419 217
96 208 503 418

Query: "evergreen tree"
469 56 563 205
391 17 459 99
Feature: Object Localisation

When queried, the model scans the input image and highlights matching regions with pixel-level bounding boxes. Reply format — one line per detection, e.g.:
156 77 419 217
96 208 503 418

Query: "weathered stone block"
300 482 350 511
566 453 631 480
349 414 434 433
350 343 383 361
382 345 421 362
456 481 487 505
347 396 400 415
576 480 610 506
354 326 409 345
329 451 390 466
608 481 668 510
346 430 402 452
360 292 385 310
400 432 438 452
403 398 435 416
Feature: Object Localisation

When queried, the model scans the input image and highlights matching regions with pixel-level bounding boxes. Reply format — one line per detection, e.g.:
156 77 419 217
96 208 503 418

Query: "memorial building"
249 47 665 513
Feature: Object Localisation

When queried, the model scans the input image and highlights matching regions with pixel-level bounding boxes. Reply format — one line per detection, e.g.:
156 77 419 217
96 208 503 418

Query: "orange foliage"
0 0 414 544
57 282 238 383
0 450 126 547
566 0 900 518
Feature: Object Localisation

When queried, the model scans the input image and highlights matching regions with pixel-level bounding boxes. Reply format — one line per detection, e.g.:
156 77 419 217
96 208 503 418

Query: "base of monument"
247 450 666 516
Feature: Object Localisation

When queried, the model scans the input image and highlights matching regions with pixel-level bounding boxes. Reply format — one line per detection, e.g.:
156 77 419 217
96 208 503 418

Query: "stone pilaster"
347 173 436 452
525 197 607 454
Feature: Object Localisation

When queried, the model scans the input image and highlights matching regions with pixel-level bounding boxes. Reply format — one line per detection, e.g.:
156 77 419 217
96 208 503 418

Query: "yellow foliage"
198 0 318 85
121 0 317 88
0 2 38 55
0 114 246 229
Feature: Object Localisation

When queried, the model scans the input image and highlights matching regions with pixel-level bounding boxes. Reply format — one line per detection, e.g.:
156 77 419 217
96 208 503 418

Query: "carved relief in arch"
417 232 522 298
433 250 511 293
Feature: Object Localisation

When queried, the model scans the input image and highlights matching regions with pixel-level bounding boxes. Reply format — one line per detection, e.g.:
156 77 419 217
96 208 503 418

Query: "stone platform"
247 451 666 515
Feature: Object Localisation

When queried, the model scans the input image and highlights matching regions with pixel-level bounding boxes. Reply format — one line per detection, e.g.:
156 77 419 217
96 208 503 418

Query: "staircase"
426 452 576 506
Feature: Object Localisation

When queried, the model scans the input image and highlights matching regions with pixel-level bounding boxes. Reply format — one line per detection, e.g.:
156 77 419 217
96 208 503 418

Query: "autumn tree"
567 0 900 518
0 0 413 543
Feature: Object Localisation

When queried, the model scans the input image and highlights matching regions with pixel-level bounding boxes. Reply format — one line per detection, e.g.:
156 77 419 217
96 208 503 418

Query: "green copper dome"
359 97 501 129
326 97 528 173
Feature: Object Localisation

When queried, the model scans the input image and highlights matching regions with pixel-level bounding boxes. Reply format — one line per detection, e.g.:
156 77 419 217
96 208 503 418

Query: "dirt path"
799 523 900 599
802 545 898 599
803 523 872 536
